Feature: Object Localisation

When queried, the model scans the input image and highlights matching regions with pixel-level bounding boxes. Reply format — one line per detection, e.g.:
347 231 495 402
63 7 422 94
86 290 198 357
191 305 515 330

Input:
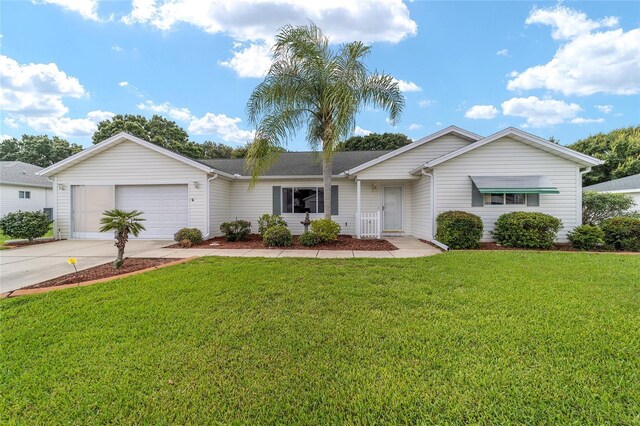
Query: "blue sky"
1 0 638 150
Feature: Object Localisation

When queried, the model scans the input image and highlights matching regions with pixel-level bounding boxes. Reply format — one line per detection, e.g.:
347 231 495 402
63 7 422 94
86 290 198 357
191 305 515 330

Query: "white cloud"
37 0 101 21
353 126 372 136
595 104 613 114
508 6 640 96
570 117 604 124
219 42 272 78
4 117 18 128
417 99 434 108
393 78 422 92
496 49 509 56
408 123 422 130
121 0 417 44
1 134 13 141
112 45 124 52
465 104 498 120
137 100 194 122
501 96 582 127
118 81 129 87
435 121 442 126
22 110 115 137
188 113 254 144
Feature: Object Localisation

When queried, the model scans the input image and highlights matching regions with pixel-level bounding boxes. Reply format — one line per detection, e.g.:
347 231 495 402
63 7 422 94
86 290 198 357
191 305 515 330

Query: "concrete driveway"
0 240 172 293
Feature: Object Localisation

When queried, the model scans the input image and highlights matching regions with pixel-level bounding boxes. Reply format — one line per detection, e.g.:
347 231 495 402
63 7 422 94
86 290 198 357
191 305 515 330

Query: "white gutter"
577 167 592 225
205 174 218 238
421 169 436 240
429 239 449 251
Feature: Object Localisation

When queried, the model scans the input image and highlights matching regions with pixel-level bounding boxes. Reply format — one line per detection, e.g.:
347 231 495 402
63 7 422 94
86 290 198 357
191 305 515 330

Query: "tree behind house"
336 133 412 151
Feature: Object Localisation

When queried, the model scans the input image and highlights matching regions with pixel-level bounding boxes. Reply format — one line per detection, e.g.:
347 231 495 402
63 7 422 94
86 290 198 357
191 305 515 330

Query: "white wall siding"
357 135 473 180
53 140 208 238
411 176 431 240
0 184 52 217
209 178 232 236
434 137 580 242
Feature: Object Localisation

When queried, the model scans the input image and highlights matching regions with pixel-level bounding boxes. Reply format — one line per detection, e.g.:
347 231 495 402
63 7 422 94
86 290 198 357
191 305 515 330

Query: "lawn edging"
1 257 196 298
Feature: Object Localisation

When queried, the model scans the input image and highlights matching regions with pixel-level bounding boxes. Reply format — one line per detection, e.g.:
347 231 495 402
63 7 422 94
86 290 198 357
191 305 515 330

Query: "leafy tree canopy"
569 125 640 186
0 135 83 167
336 133 412 151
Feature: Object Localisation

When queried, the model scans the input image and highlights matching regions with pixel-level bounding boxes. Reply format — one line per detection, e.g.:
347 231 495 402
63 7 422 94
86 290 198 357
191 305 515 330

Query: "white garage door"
115 185 188 239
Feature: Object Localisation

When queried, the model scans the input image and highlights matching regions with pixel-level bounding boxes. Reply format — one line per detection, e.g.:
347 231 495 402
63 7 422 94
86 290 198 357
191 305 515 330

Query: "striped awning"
470 175 559 194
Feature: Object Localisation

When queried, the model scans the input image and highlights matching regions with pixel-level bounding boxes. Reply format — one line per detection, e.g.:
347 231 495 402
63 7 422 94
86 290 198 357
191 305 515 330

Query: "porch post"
356 179 361 238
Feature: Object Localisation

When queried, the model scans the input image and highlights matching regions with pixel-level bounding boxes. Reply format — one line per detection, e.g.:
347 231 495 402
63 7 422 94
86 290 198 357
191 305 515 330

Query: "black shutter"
527 193 540 206
471 182 484 207
272 186 281 214
331 185 339 215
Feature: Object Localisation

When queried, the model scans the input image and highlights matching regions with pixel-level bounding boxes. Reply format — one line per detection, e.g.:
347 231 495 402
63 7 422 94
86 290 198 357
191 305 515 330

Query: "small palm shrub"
99 209 146 269
493 212 562 249
0 210 52 242
435 211 483 249
299 231 319 247
601 217 640 251
567 225 605 250
263 225 292 247
257 214 288 237
174 228 203 245
310 219 341 243
220 220 251 242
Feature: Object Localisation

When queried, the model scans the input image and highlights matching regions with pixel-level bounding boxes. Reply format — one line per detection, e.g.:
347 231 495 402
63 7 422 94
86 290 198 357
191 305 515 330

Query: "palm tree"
246 23 405 219
99 209 146 269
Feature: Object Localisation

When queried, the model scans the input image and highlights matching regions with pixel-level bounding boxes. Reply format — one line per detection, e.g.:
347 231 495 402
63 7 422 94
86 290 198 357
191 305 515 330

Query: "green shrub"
582 191 636 225
0 210 52 242
263 225 292 247
257 214 288 237
601 217 640 251
220 220 251 242
435 211 483 249
493 212 562 249
567 225 605 250
299 231 320 247
310 219 341 243
174 228 203 244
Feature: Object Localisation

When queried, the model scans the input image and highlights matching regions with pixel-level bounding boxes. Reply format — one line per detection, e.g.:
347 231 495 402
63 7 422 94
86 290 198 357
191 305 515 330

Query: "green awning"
470 175 560 194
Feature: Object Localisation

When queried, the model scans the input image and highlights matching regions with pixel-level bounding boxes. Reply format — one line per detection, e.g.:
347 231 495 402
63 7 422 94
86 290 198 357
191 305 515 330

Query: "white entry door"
383 186 403 231
115 185 188 239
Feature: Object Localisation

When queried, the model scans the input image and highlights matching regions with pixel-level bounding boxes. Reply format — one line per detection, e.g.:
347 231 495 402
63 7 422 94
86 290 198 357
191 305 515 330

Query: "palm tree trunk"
323 156 332 220
114 246 125 270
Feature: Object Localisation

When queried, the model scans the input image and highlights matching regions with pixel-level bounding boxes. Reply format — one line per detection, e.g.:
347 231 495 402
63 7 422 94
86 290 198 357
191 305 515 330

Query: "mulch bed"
168 234 398 251
24 258 179 289
476 242 617 252
3 239 56 248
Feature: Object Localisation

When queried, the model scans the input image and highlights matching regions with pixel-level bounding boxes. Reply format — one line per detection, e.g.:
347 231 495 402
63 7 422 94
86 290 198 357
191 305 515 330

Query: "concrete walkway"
0 237 441 293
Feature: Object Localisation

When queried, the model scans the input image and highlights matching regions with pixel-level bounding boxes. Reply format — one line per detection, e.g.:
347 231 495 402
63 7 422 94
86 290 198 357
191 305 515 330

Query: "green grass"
0 228 53 249
2 252 639 424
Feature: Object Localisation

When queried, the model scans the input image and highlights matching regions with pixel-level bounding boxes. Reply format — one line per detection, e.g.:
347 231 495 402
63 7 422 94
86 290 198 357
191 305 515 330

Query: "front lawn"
1 252 639 423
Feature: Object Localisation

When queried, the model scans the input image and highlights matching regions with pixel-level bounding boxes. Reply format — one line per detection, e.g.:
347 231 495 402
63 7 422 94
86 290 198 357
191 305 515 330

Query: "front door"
383 186 403 232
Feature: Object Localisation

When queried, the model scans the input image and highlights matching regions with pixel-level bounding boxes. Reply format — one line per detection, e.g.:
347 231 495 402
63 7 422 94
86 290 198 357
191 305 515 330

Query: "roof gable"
583 173 640 192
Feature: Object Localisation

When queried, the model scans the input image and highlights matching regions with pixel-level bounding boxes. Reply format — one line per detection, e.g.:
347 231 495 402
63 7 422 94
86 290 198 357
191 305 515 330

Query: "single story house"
38 126 602 242
0 161 53 218
584 173 640 211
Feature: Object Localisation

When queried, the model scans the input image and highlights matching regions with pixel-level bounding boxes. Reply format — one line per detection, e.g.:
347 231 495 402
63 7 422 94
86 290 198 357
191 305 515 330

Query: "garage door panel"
115 185 188 239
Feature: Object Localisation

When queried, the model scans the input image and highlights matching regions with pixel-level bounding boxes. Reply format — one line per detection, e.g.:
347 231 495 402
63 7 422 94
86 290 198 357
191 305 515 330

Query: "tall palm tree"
246 23 405 219
99 209 146 269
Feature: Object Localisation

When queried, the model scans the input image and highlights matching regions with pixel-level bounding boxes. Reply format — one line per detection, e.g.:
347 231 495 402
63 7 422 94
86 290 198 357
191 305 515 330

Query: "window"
19 191 31 199
282 187 324 213
483 193 526 205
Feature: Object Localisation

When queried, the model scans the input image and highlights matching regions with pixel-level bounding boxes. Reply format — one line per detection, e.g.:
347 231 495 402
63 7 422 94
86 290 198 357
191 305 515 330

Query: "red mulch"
3 239 56 248
25 258 179 289
168 234 398 251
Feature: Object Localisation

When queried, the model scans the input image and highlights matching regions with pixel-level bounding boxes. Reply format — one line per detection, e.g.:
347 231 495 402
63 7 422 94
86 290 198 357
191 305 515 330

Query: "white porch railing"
357 211 381 239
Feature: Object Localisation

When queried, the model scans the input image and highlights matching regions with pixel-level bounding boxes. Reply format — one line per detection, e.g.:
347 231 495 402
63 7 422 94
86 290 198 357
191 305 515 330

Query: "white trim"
421 170 435 240
411 128 603 173
356 180 361 237
233 174 347 180
36 132 235 178
382 185 404 232
341 125 483 176
587 188 640 194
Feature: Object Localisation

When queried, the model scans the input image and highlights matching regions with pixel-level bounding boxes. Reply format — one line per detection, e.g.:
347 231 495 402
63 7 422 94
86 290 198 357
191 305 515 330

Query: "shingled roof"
0 161 52 188
583 173 640 192
198 151 390 176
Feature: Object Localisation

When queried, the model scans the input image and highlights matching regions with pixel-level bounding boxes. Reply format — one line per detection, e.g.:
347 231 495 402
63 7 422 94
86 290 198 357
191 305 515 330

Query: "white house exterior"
584 173 640 212
0 161 53 218
38 127 602 242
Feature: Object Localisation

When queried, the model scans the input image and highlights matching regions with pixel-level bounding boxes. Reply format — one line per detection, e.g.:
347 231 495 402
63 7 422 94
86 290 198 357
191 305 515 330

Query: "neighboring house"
38 126 602 242
0 161 53 218
584 173 640 211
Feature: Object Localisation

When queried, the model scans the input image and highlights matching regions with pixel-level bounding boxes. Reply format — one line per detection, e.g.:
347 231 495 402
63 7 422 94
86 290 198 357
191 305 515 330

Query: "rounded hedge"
0 210 52 242
601 216 640 251
174 227 203 244
567 225 604 251
257 214 288 237
310 219 341 243
263 225 292 247
220 220 251 242
492 212 562 249
299 231 319 247
435 211 483 249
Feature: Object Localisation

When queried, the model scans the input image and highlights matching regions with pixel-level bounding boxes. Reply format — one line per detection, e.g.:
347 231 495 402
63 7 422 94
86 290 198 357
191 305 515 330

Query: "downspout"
577 167 592 225
47 177 58 240
205 174 218 238
421 169 448 250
